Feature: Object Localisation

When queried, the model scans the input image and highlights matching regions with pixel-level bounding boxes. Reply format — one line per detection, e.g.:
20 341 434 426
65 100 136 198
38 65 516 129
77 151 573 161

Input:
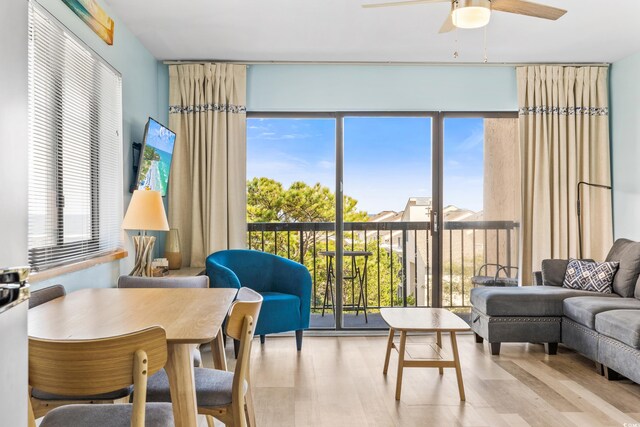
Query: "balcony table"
28 287 237 427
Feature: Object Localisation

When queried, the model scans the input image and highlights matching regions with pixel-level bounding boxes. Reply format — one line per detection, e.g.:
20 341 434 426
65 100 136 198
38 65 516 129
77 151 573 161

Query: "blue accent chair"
206 249 311 350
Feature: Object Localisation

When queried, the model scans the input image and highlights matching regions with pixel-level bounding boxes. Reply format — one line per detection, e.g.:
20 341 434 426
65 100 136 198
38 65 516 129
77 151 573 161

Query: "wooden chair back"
225 287 263 341
29 327 167 427
225 287 262 426
117 275 209 289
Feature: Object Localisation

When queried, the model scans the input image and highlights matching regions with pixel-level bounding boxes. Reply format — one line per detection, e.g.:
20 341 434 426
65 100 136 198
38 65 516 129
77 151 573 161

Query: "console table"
165 267 205 277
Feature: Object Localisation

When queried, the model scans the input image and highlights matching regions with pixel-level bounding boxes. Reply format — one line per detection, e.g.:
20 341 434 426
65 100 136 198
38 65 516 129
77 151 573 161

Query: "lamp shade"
122 190 170 231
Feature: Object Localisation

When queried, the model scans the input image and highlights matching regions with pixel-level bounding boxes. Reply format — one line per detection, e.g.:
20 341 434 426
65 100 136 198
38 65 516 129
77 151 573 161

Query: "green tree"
247 177 405 313
247 177 368 223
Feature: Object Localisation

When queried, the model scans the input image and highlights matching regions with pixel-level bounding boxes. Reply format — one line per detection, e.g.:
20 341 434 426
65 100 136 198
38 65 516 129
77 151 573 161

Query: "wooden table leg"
212 328 227 371
383 327 395 375
165 343 199 427
450 331 465 401
436 331 444 375
395 331 407 400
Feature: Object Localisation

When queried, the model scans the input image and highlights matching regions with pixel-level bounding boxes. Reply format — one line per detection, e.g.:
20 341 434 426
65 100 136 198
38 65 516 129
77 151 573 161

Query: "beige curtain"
518 66 613 284
168 63 247 267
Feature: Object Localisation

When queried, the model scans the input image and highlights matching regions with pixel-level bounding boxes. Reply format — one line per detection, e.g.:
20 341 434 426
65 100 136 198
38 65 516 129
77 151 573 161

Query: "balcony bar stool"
320 251 371 323
146 287 263 427
29 285 133 418
29 327 173 427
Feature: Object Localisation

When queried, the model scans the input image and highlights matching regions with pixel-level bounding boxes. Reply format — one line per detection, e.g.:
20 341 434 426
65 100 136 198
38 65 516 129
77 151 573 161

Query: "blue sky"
247 117 484 214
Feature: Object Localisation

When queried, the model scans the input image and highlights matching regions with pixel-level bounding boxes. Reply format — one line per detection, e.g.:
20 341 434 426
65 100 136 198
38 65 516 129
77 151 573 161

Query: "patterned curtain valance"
169 103 246 115
519 106 609 116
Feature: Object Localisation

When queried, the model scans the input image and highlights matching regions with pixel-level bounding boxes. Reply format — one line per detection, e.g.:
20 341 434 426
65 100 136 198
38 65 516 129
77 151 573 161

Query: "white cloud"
317 160 334 169
457 126 484 151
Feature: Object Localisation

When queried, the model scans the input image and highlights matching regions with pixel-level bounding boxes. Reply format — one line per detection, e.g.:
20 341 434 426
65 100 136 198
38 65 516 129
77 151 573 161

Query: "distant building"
367 197 485 306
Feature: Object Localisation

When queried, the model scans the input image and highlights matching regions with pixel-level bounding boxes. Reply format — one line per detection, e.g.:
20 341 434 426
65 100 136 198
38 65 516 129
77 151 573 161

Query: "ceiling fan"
362 0 567 33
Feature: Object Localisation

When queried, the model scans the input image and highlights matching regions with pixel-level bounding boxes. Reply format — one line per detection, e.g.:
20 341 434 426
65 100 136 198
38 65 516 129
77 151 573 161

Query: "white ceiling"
104 0 640 63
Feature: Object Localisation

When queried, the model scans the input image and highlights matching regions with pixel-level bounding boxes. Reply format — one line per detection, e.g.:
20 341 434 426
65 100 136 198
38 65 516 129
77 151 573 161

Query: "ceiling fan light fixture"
452 0 491 29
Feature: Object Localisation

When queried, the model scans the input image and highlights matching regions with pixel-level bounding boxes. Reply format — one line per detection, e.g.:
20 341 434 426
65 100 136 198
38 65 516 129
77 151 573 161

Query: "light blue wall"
611 51 640 241
25 0 167 291
247 64 518 112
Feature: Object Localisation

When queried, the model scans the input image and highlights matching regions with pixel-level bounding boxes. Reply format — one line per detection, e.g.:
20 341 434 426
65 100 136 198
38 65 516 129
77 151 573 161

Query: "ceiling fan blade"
439 12 455 33
490 0 567 20
362 0 448 9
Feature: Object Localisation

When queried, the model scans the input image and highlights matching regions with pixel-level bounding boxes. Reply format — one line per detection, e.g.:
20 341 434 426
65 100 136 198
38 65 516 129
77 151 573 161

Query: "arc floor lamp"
577 181 612 259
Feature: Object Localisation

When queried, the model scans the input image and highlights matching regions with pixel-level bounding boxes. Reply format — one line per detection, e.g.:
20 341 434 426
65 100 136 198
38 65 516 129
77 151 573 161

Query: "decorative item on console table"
165 228 182 270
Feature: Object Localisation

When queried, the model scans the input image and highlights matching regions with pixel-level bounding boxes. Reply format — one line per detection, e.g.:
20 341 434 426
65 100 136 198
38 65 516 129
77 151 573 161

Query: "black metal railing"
247 221 519 311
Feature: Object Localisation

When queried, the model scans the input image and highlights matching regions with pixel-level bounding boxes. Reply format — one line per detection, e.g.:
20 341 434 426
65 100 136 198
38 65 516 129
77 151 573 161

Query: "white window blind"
28 2 123 272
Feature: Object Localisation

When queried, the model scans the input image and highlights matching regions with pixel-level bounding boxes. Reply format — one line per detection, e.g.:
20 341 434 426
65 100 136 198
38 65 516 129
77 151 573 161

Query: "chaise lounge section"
471 239 640 384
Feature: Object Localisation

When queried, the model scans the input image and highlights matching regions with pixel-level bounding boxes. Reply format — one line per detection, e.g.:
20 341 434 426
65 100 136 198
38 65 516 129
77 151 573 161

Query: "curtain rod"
162 60 610 67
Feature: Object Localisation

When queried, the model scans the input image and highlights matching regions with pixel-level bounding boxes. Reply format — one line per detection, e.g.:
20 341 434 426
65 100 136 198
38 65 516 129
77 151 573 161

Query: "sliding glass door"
246 115 337 329
246 112 519 329
441 114 520 316
341 115 435 329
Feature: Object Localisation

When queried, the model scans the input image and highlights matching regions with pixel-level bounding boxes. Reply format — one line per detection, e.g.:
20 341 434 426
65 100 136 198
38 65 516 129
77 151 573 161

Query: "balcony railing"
247 221 519 312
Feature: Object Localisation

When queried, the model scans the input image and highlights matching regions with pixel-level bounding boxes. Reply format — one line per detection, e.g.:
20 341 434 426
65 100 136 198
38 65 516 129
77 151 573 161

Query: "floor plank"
199 334 640 427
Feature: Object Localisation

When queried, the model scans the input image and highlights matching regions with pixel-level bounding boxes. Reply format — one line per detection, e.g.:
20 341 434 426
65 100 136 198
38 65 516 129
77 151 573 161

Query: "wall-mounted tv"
135 118 176 197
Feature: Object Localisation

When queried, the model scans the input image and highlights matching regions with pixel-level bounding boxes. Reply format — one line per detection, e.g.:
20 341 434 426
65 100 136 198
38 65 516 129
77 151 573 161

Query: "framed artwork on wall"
62 0 114 45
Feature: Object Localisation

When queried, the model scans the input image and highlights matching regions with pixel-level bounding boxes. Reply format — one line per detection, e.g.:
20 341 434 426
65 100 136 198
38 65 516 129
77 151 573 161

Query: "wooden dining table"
28 287 238 427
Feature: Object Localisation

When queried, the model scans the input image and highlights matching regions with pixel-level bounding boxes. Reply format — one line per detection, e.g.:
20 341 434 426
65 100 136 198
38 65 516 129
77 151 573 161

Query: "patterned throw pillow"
562 259 619 294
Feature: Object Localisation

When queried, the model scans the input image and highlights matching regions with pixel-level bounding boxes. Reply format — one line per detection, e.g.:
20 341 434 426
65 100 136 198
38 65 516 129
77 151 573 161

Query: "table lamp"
122 190 169 276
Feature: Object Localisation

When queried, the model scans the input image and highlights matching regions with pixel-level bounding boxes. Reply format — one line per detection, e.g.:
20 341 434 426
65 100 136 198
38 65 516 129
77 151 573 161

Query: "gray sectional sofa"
470 239 640 384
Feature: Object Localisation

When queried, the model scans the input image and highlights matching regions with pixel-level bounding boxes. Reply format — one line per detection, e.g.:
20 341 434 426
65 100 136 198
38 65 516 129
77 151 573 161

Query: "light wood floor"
201 333 640 427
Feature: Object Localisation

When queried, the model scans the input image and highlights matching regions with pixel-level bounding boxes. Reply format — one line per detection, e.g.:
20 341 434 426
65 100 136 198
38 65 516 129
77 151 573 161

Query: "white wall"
0 0 166 292
0 0 29 269
247 64 517 112
611 51 640 240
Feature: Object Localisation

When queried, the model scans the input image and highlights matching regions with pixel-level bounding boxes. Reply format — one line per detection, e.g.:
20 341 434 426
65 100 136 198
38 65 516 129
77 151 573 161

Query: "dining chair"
28 326 174 427
29 285 134 418
117 275 211 368
146 287 263 427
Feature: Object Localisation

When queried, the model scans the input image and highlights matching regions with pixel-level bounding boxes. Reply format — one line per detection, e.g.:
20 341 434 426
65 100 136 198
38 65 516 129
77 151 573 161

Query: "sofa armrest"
532 271 543 286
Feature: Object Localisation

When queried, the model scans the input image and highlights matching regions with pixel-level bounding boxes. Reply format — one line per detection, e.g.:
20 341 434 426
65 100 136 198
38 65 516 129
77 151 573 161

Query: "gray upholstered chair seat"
595 309 640 349
31 386 133 401
563 297 640 329
146 368 248 408
40 403 174 427
470 286 619 317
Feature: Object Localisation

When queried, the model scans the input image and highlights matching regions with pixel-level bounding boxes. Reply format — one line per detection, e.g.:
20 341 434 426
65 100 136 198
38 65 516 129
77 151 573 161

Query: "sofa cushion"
636 275 640 300
255 292 302 335
470 286 619 317
595 309 640 349
541 259 569 287
563 297 640 329
605 239 640 297
562 259 618 294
